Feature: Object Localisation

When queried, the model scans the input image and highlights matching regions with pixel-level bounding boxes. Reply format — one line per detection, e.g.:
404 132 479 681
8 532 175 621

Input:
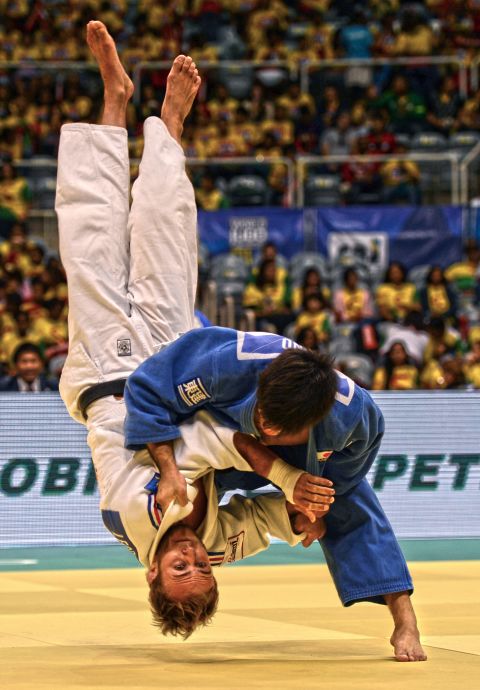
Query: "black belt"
79 378 127 419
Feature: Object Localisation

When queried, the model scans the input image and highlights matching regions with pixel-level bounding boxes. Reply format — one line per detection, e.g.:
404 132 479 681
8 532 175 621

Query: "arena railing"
459 141 480 206
132 60 297 104
1 55 467 97
296 152 461 207
185 156 296 208
469 54 480 93
300 56 469 98
15 151 462 233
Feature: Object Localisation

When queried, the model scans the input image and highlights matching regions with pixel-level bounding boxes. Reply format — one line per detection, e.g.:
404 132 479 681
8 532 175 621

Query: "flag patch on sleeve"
317 450 333 461
177 377 211 407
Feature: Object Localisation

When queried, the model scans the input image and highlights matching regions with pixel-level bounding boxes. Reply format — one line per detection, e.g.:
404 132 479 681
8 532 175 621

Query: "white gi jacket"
87 398 303 568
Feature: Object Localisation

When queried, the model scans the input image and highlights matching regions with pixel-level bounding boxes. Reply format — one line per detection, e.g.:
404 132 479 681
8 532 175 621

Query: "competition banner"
197 205 463 269
0 391 479 547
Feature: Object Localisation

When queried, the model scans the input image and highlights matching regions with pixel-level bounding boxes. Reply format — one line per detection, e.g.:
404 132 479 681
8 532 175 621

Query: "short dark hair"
257 349 338 432
149 575 219 639
13 342 43 365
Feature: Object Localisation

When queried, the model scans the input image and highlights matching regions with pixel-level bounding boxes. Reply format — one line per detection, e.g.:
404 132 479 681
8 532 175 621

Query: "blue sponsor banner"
198 205 463 269
197 208 305 263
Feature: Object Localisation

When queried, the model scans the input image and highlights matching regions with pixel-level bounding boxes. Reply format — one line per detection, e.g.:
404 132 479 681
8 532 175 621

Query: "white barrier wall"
0 392 479 547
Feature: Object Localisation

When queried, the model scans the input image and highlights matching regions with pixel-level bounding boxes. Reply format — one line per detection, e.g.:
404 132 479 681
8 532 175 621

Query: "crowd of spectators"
1 1 480 216
0 221 68 388
240 239 480 390
2 219 480 391
1 2 480 391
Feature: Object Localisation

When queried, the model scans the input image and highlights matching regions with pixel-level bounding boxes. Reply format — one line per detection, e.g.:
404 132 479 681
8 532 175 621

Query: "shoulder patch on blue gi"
225 531 245 563
101 509 139 560
236 331 302 360
177 377 211 407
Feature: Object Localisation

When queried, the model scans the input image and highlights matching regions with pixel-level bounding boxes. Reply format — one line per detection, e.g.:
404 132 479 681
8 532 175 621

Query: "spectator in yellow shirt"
418 266 457 321
0 223 32 275
392 12 436 56
195 175 229 211
261 104 294 147
33 298 68 348
372 341 419 390
445 239 480 294
423 316 462 363
250 241 288 290
295 293 332 344
2 310 42 364
209 84 239 123
380 144 421 205
231 107 259 153
206 118 247 157
276 83 316 120
376 261 419 321
464 340 480 388
243 258 292 333
304 12 334 59
0 163 32 226
333 267 374 323
292 267 331 311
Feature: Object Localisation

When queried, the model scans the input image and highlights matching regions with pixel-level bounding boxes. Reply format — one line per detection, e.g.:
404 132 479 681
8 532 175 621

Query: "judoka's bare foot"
86 20 133 126
161 55 201 144
385 591 427 661
390 626 427 662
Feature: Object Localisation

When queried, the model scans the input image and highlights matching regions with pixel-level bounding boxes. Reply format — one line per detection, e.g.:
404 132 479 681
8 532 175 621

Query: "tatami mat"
1 561 479 690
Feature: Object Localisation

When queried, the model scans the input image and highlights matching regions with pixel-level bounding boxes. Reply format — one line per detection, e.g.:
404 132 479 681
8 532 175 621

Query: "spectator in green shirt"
377 75 427 134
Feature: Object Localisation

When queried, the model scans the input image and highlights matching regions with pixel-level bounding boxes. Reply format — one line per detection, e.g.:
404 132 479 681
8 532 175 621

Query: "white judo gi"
55 117 303 569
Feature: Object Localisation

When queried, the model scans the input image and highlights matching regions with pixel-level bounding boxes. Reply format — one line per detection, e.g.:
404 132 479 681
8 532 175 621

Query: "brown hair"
257 349 338 433
149 576 219 639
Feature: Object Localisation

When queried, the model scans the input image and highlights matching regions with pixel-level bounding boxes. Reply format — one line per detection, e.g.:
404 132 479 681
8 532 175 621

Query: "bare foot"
390 626 427 662
86 20 133 103
161 55 201 143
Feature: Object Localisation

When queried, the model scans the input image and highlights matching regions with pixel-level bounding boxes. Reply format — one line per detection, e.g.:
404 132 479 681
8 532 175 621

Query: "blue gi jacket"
124 327 412 605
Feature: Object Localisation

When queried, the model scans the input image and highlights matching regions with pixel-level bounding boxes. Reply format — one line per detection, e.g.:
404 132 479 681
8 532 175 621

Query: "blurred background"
1 0 480 394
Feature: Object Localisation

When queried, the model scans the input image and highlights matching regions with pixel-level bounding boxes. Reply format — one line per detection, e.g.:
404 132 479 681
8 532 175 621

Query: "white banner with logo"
0 392 479 547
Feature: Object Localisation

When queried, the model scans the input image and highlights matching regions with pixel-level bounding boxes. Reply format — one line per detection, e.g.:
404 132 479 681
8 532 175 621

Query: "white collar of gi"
148 482 197 566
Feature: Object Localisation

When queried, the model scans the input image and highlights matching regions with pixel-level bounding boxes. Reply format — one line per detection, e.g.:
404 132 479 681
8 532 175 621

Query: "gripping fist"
292 473 335 523
155 465 189 511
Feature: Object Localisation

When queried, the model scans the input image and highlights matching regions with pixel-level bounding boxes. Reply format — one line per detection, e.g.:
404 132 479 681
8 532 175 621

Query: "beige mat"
1 562 479 690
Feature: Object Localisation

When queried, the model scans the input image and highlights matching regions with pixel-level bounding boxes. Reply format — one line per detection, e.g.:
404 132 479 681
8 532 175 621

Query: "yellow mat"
1 561 479 690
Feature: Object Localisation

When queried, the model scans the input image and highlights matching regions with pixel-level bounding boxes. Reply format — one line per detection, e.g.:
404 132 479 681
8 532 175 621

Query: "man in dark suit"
0 342 59 392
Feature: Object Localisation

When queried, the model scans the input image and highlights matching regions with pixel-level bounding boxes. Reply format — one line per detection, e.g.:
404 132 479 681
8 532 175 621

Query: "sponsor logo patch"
117 339 132 357
225 531 245 563
177 377 211 407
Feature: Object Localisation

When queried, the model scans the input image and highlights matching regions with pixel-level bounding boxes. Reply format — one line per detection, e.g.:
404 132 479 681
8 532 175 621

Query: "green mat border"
0 539 479 572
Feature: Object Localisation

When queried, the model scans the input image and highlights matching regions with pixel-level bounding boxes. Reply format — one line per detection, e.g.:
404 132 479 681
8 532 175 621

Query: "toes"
173 55 186 71
188 61 197 75
88 20 107 32
182 56 193 71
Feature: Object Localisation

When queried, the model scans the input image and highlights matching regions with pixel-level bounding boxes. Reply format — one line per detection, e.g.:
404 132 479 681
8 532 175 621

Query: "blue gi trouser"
215 465 413 606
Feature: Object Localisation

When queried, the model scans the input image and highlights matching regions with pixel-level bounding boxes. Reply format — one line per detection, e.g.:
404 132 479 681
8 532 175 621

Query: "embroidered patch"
225 531 245 564
117 339 132 357
177 377 211 407
317 450 333 461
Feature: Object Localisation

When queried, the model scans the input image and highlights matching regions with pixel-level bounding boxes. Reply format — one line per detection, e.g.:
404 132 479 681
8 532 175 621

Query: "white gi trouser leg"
128 116 197 343
56 118 197 498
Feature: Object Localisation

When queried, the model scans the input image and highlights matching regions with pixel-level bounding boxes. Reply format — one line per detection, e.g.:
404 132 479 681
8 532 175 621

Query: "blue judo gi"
124 327 413 605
